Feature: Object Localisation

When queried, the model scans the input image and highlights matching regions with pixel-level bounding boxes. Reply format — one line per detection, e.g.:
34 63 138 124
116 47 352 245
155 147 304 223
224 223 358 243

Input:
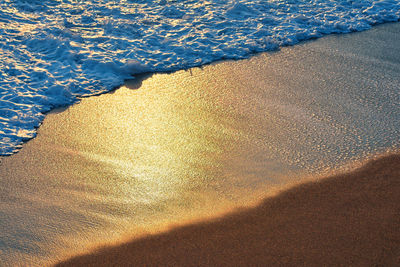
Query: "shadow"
56 154 400 267
124 73 154 91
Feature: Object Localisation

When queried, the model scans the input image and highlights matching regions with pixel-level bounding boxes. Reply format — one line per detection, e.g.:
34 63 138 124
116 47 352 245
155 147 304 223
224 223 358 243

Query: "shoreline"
0 22 399 266
56 153 400 266
3 20 399 159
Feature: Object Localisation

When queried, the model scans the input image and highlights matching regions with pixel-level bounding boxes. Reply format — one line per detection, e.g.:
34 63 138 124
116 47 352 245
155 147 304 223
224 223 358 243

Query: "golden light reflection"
51 64 295 224
63 72 238 208
0 59 302 265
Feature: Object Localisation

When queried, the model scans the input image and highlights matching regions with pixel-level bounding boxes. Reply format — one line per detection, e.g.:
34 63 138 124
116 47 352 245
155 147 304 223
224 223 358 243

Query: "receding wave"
1 0 399 155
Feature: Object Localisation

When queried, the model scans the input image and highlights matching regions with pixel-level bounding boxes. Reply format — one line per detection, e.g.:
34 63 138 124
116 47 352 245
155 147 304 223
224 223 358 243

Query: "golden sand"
0 23 399 266
56 154 400 266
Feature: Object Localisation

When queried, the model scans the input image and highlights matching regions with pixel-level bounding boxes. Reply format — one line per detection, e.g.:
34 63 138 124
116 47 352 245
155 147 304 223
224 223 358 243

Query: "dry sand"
56 154 400 266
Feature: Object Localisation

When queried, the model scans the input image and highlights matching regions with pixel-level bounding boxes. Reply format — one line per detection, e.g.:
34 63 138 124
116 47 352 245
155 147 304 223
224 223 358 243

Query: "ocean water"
0 0 399 155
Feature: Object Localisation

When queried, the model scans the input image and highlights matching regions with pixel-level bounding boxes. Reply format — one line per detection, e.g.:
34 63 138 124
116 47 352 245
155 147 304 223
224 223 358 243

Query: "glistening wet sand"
0 23 399 266
56 154 400 266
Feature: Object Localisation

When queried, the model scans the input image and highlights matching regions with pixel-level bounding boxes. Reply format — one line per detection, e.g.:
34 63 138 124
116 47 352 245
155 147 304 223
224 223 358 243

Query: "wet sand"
1 23 400 266
56 154 400 266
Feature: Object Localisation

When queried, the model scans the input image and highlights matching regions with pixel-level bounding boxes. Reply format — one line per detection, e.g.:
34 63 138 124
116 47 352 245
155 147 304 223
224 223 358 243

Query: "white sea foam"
0 0 399 155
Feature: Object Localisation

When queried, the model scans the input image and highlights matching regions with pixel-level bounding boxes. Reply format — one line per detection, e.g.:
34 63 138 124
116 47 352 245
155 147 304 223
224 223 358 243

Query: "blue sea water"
0 0 399 155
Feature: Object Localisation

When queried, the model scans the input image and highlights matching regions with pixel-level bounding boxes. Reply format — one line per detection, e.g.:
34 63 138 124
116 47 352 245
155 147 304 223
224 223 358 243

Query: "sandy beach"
56 154 400 266
0 22 399 266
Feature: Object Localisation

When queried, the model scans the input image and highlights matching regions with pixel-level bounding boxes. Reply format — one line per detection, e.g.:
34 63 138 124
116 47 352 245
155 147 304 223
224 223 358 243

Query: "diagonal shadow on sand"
56 154 400 267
